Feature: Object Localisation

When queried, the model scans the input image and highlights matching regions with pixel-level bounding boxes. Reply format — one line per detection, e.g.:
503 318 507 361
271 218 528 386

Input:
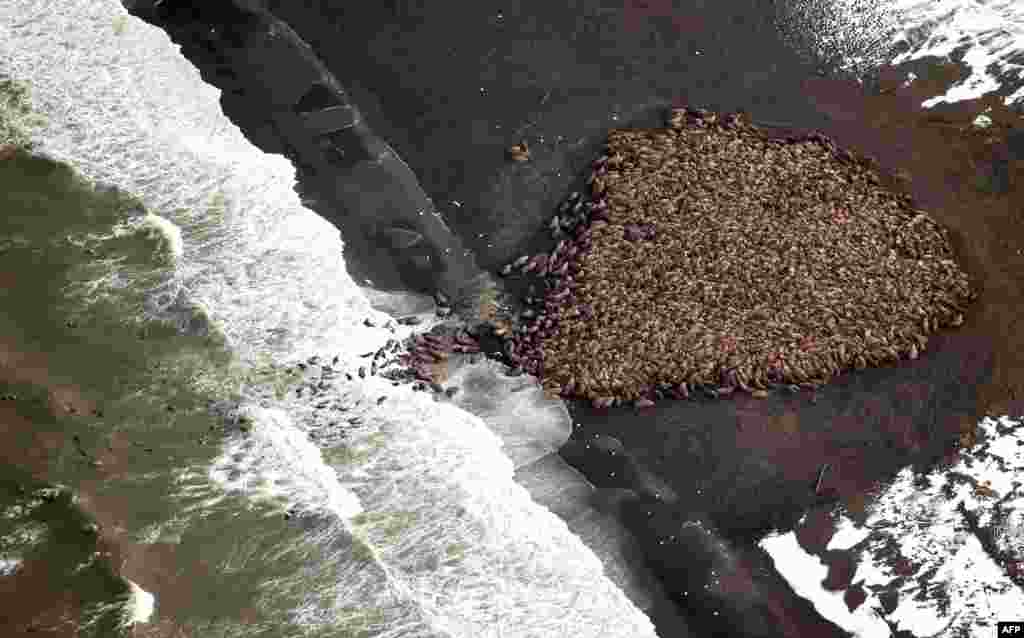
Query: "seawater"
0 1 659 637
775 0 1024 110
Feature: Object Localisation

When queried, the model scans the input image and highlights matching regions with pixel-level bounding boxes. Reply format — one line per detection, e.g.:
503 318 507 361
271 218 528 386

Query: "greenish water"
0 94 377 635
0 469 129 636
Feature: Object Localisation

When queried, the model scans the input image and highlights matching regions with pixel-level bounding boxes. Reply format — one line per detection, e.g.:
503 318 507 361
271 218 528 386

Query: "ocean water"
0 1 659 636
776 0 1024 109
3 0 1024 637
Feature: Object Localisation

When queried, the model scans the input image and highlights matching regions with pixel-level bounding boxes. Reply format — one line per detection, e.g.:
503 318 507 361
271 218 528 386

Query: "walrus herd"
492 106 977 409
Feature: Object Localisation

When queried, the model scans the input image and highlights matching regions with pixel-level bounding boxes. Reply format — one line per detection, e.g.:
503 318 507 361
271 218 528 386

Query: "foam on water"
208 405 364 518
0 558 20 576
777 0 1024 109
888 0 1024 107
123 579 156 626
0 2 657 636
1 1 370 367
136 213 184 262
443 357 572 469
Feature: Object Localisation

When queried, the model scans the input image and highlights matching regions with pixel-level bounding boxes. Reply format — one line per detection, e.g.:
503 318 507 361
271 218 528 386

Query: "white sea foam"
777 0 1024 109
123 579 156 626
0 557 20 576
137 213 184 262
0 2 658 636
888 0 1024 107
208 405 364 519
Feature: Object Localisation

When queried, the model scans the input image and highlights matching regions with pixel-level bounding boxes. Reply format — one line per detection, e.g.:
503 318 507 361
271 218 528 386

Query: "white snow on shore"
762 415 1024 637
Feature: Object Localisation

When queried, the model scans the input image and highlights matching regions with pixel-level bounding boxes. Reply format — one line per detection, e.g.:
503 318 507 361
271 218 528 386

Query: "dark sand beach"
5 0 1024 636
